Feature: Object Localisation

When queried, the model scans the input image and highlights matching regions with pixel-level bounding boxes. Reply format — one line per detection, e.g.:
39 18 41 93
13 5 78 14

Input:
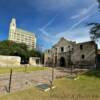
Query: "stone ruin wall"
0 55 21 67
72 42 97 68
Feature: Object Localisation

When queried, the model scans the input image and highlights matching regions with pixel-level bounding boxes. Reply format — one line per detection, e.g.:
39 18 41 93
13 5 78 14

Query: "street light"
68 46 73 76
50 51 55 89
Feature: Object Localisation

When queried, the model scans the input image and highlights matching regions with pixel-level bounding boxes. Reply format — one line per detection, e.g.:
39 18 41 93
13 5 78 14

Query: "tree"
98 0 100 5
0 40 28 63
89 23 100 41
89 0 100 41
0 40 42 64
28 49 42 57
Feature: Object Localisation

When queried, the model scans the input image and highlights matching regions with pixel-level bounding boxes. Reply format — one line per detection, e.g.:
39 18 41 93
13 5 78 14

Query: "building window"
48 57 50 61
82 54 85 59
61 47 64 52
48 50 50 53
68 45 70 48
80 44 83 50
55 48 57 52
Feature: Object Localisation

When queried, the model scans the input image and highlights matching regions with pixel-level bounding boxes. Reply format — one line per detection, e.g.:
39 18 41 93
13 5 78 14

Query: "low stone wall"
0 55 21 67
29 57 41 66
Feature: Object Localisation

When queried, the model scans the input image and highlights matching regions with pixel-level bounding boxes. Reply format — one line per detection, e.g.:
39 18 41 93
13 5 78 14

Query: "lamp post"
68 46 73 75
50 52 55 89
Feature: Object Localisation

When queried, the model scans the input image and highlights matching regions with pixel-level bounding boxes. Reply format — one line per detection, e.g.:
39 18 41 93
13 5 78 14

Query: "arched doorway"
60 57 66 67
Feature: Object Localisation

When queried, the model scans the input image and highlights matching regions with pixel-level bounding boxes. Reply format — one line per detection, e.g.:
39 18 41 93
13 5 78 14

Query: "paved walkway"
0 68 68 95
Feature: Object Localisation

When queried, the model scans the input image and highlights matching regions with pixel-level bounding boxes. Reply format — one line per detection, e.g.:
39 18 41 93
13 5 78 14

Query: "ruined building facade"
44 37 97 69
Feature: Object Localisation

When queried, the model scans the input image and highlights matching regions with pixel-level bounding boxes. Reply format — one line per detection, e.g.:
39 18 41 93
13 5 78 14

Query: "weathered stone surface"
44 37 97 69
0 55 21 67
29 57 41 66
72 41 96 68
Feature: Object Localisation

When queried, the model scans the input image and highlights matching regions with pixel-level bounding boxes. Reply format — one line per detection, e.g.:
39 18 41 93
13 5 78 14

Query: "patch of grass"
0 74 100 100
0 67 48 74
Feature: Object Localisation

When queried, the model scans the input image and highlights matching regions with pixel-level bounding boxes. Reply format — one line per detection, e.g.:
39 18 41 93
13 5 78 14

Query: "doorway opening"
60 57 66 67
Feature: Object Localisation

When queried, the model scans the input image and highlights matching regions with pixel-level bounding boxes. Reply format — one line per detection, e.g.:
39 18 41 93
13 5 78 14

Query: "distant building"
29 57 41 66
44 37 97 69
8 18 36 50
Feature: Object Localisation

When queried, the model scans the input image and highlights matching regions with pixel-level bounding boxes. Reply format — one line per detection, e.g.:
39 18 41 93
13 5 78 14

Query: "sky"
0 0 100 50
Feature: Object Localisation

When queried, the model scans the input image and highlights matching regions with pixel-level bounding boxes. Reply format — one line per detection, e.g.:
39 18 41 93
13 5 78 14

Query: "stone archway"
60 57 66 67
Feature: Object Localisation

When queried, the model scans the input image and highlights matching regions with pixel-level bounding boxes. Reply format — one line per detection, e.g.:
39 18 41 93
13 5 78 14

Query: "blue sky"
0 0 100 50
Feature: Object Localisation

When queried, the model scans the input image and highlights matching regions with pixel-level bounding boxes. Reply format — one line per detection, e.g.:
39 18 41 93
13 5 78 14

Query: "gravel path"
0 68 67 95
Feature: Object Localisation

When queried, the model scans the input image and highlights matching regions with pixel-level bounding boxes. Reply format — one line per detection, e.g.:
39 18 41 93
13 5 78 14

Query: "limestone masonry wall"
44 38 97 69
0 55 21 67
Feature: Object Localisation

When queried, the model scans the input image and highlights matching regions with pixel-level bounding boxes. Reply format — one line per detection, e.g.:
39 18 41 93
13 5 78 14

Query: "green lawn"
0 70 100 100
0 66 48 74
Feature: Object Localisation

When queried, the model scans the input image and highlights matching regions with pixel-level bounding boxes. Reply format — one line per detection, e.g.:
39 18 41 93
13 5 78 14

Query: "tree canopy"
89 0 100 41
0 40 42 63
89 23 100 41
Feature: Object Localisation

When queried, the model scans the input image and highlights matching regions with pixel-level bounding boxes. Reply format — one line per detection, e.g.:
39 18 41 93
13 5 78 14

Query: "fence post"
25 64 27 72
50 65 54 90
8 68 12 93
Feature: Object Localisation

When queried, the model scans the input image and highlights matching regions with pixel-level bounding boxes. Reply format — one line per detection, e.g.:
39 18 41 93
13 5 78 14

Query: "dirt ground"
0 68 69 95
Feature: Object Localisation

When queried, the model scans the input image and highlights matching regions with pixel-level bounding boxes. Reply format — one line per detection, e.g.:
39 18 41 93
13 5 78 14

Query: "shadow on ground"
55 67 100 78
84 69 100 78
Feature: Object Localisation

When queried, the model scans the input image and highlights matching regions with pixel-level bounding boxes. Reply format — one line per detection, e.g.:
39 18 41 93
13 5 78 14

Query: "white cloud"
38 1 98 38
71 8 89 19
40 27 91 46
41 26 100 49
42 15 58 30
33 0 99 49
38 28 55 44
38 11 95 44
71 3 97 20
38 15 58 44
69 14 93 30
55 27 91 42
69 4 98 30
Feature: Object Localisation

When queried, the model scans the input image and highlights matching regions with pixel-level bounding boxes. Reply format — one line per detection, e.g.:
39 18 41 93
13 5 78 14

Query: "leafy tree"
89 0 100 41
89 23 100 41
0 40 42 64
98 0 100 5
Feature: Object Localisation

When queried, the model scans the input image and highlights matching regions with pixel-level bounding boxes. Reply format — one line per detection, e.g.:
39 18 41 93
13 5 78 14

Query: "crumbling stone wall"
44 49 53 66
71 41 97 68
0 55 21 67
44 38 75 67
44 38 97 69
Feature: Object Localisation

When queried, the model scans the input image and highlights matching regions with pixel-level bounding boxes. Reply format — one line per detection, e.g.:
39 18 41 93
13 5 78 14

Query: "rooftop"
16 28 35 37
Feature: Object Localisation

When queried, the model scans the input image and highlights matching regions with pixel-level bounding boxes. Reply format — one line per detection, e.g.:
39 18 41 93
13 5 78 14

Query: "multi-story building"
8 18 36 50
44 37 97 69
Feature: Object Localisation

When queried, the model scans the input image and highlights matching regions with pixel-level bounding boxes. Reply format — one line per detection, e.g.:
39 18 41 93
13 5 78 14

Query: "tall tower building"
8 18 36 50
9 18 16 39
